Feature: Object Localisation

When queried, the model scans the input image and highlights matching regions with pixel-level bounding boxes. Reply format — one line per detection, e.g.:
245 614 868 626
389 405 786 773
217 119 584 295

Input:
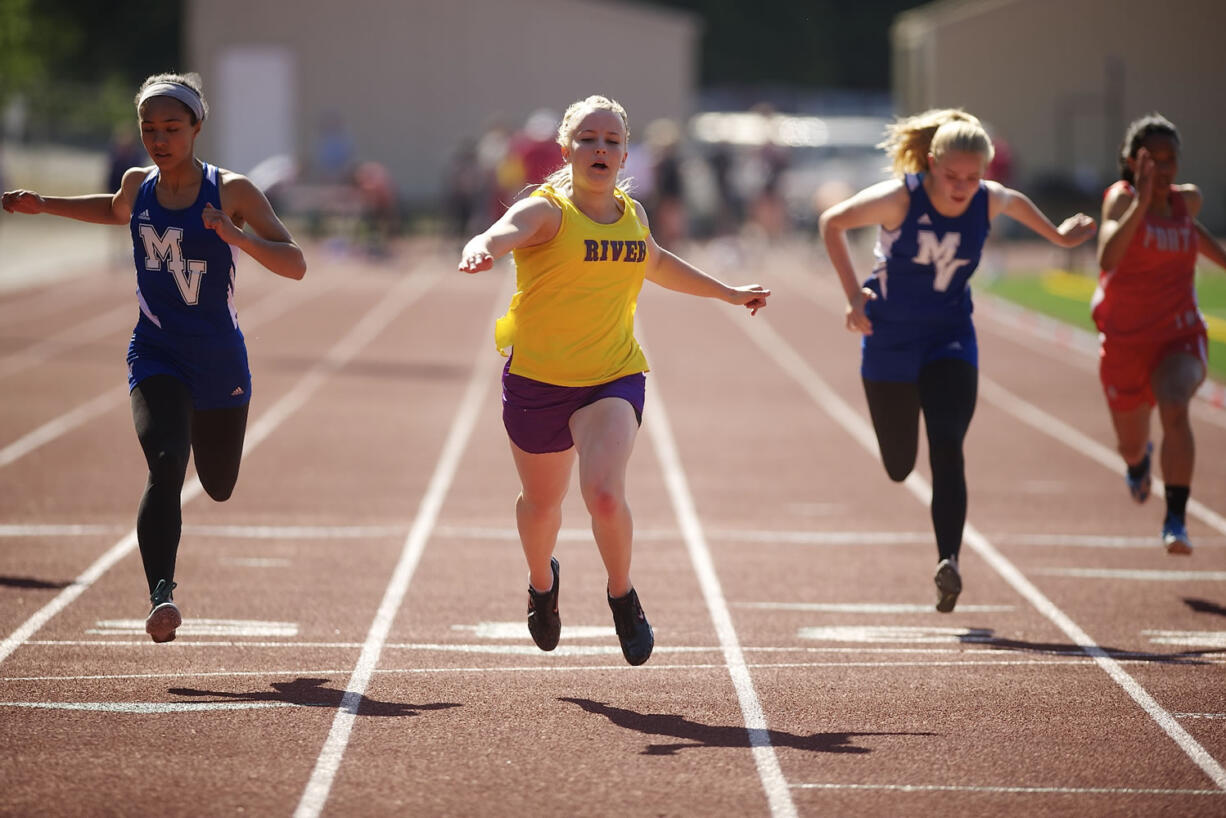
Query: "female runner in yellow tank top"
459 95 769 665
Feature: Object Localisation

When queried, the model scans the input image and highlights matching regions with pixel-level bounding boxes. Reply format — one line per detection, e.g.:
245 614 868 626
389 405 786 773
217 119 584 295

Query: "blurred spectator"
498 108 561 204
443 137 482 238
706 142 741 236
746 104 790 239
353 160 398 256
643 118 686 247
106 127 146 192
476 117 512 221
312 110 355 184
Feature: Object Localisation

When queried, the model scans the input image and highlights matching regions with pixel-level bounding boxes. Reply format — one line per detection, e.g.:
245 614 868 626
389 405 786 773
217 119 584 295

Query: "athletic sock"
1127 451 1150 481
1165 485 1190 520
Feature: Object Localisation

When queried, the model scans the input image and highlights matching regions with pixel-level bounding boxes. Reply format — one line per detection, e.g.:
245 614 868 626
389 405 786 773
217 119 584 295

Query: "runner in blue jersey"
3 72 306 642
819 108 1095 612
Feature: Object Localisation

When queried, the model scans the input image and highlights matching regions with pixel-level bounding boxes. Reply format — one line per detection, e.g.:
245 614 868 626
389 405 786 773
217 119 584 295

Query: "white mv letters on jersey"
913 230 969 291
139 224 207 305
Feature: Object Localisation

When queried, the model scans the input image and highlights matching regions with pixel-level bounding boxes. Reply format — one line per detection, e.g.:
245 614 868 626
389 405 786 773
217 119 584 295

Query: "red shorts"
1099 328 1208 412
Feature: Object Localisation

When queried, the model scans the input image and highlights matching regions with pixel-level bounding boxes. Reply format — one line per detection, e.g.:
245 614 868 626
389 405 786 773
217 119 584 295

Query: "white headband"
138 82 205 122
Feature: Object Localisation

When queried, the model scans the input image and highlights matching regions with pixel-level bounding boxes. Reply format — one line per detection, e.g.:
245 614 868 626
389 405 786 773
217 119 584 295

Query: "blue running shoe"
1162 514 1193 555
144 579 181 643
1126 442 1153 503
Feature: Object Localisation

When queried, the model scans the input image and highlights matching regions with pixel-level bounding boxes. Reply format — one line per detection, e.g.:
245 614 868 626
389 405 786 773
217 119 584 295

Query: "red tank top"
1091 180 1202 341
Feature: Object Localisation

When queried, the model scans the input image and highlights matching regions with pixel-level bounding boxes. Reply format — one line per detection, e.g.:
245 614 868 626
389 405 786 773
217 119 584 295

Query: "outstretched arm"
988 181 1096 248
818 179 908 334
2 167 144 225
640 202 768 314
214 174 306 280
458 196 560 273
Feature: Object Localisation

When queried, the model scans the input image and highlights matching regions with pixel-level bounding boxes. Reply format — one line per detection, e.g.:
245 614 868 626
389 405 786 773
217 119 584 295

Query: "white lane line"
798 626 992 643
87 619 299 637
735 314 1226 790
451 622 617 640
975 292 1226 425
644 367 797 818
0 265 442 667
0 301 132 379
1040 568 1226 581
0 701 310 713
15 522 1221 549
0 524 125 536
978 375 1226 536
0 280 323 468
1145 631 1226 649
1002 533 1226 549
8 657 1222 687
793 781 1225 797
738 602 1014 613
293 280 501 818
0 389 127 468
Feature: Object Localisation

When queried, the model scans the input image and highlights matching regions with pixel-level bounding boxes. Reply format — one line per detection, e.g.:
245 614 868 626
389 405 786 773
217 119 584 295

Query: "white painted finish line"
1041 568 1226 581
739 602 1014 613
87 619 298 638
798 626 992 643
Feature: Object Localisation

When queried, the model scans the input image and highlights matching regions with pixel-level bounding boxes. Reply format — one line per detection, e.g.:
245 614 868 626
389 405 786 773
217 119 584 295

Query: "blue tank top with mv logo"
130 162 240 338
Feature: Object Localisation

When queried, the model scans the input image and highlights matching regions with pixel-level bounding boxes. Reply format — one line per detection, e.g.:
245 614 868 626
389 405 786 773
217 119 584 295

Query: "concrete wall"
186 0 698 205
893 0 1226 229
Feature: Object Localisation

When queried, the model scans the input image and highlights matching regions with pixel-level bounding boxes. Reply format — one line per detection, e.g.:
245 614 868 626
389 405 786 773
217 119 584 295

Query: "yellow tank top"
497 184 651 386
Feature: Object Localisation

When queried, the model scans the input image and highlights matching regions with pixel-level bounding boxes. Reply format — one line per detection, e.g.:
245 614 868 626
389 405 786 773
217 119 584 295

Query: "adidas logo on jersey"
137 209 151 221
230 386 245 397
918 213 932 225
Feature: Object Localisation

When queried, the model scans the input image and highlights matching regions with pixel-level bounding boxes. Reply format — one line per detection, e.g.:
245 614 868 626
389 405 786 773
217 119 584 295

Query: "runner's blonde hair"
878 108 994 178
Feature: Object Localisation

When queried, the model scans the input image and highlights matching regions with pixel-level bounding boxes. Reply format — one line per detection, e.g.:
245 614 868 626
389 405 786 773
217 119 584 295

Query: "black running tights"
131 375 248 594
862 358 978 562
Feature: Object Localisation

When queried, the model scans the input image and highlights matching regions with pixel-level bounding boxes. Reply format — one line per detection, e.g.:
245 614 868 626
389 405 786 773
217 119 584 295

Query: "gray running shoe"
934 558 961 613
144 579 181 643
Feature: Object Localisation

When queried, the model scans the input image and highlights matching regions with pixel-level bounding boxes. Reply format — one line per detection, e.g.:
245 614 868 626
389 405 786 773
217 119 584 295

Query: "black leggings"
131 375 248 594
862 358 978 562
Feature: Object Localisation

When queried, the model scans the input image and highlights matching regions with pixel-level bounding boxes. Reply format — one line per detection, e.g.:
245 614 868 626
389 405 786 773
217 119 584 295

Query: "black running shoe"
145 579 181 643
933 558 961 613
608 587 653 666
527 557 561 651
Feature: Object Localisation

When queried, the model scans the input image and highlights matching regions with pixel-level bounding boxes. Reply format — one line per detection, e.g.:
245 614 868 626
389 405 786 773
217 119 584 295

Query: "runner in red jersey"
1094 113 1226 554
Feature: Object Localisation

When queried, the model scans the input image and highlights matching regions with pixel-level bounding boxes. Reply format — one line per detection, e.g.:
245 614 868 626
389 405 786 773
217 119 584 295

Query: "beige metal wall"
186 0 697 205
893 0 1226 229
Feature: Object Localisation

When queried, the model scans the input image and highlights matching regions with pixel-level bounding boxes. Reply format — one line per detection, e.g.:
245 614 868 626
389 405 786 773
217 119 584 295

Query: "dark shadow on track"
560 697 932 757
168 677 461 717
1184 598 1226 617
959 631 1220 663
0 575 73 590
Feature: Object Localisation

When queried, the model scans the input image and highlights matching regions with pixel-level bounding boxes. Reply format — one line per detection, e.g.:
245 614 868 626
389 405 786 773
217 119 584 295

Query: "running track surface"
0 235 1223 818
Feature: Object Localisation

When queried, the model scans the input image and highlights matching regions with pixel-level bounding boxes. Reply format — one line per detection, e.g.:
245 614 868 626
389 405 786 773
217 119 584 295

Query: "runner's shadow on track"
1184 598 1226 618
0 575 72 590
965 633 1220 663
560 698 932 757
167 677 461 717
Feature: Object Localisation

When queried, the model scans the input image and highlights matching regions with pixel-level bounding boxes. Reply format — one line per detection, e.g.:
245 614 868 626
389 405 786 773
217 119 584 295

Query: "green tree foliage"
0 0 181 143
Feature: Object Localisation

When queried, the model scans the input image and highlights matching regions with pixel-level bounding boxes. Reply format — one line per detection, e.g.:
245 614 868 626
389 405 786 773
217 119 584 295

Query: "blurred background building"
893 0 1226 230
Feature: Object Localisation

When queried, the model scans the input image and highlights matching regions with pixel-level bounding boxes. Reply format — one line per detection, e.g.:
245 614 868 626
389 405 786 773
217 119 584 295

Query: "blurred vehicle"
686 111 892 234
